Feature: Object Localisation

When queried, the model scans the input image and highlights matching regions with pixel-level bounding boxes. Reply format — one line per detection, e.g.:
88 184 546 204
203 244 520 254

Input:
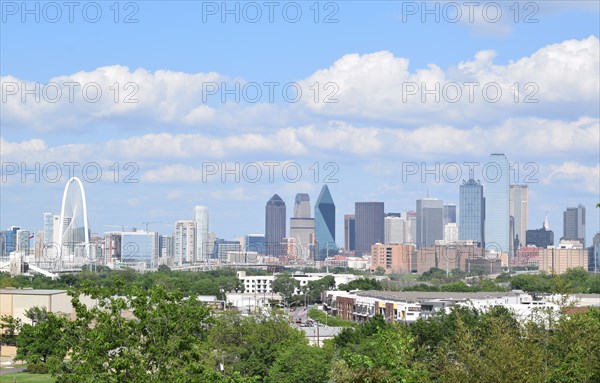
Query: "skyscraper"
443 204 456 225
416 198 443 248
443 223 459 245
290 193 314 261
355 202 384 256
384 215 404 245
174 220 196 265
344 214 355 251
265 194 286 257
526 218 554 248
294 193 311 218
15 230 31 253
509 185 528 252
120 231 160 270
314 185 336 259
459 177 485 245
194 206 209 263
563 205 586 246
484 153 510 254
245 234 266 254
404 211 417 244
43 213 54 245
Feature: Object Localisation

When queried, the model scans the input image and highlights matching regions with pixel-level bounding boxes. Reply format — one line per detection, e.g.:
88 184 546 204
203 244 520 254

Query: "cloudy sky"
1 1 599 243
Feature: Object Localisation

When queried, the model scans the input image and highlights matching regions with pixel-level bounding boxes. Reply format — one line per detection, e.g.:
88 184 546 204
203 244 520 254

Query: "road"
285 307 344 346
0 366 27 375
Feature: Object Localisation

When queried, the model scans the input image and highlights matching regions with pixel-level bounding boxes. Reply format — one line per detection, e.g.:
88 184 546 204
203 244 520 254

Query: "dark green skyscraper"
314 185 336 260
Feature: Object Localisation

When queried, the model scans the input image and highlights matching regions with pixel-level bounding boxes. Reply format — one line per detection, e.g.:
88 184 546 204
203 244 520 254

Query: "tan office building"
370 243 413 274
539 247 587 274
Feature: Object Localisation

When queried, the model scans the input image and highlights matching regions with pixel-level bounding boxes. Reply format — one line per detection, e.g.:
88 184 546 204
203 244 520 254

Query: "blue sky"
1 1 599 244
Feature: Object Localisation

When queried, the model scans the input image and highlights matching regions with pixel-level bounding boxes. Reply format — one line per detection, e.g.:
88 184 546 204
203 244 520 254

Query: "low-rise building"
322 290 599 325
0 288 97 324
237 271 381 295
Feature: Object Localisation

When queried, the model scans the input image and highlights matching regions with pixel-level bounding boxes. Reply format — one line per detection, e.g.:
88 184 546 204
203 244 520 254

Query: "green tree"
431 310 548 383
50 284 216 382
272 273 299 305
510 273 552 292
304 275 336 304
338 278 383 292
207 310 305 380
548 309 600 382
0 315 22 346
266 342 332 383
15 311 68 365
24 306 49 324
332 324 427 383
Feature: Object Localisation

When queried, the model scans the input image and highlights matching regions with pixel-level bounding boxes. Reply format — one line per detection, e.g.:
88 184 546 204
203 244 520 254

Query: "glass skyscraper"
194 206 209 263
314 185 336 259
443 204 457 226
265 194 286 257
416 198 443 248
245 234 266 254
484 153 510 253
120 231 159 270
459 178 485 245
509 185 529 251
354 202 384 256
563 205 586 246
344 214 355 251
0 226 20 260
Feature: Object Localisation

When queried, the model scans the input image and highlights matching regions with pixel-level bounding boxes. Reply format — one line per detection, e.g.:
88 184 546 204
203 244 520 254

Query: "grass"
0 372 55 383
308 308 355 327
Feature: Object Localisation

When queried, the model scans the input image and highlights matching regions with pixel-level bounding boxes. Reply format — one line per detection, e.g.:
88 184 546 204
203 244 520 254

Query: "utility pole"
316 319 320 347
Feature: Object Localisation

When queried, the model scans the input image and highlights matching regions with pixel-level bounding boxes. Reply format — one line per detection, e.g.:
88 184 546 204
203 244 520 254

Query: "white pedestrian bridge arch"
57 177 91 261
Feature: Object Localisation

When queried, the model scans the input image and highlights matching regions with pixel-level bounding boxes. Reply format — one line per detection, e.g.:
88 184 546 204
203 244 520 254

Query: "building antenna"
469 167 474 180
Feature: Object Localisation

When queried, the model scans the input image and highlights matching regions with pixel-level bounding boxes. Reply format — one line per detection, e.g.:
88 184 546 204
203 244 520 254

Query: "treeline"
506 267 600 293
4 283 599 382
0 267 242 298
412 267 600 294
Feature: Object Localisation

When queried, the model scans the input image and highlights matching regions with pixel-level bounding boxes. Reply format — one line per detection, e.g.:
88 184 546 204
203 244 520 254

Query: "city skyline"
2 2 598 249
3 172 598 256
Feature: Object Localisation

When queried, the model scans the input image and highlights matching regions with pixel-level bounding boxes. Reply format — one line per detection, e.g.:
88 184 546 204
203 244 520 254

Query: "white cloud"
2 37 597 133
542 162 600 194
300 36 599 123
141 164 205 184
2 117 597 166
209 187 255 201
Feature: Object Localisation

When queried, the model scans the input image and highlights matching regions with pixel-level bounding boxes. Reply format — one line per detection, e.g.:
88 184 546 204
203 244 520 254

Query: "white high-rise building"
43 213 54 245
384 216 404 245
174 220 196 265
404 212 416 245
194 206 209 263
443 223 459 245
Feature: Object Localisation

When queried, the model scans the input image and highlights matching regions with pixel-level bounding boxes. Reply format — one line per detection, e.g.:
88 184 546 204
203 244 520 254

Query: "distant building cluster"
1 153 598 276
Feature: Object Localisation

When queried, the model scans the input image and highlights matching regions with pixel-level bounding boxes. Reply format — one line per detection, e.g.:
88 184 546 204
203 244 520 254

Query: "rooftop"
355 290 526 302
1 288 67 295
